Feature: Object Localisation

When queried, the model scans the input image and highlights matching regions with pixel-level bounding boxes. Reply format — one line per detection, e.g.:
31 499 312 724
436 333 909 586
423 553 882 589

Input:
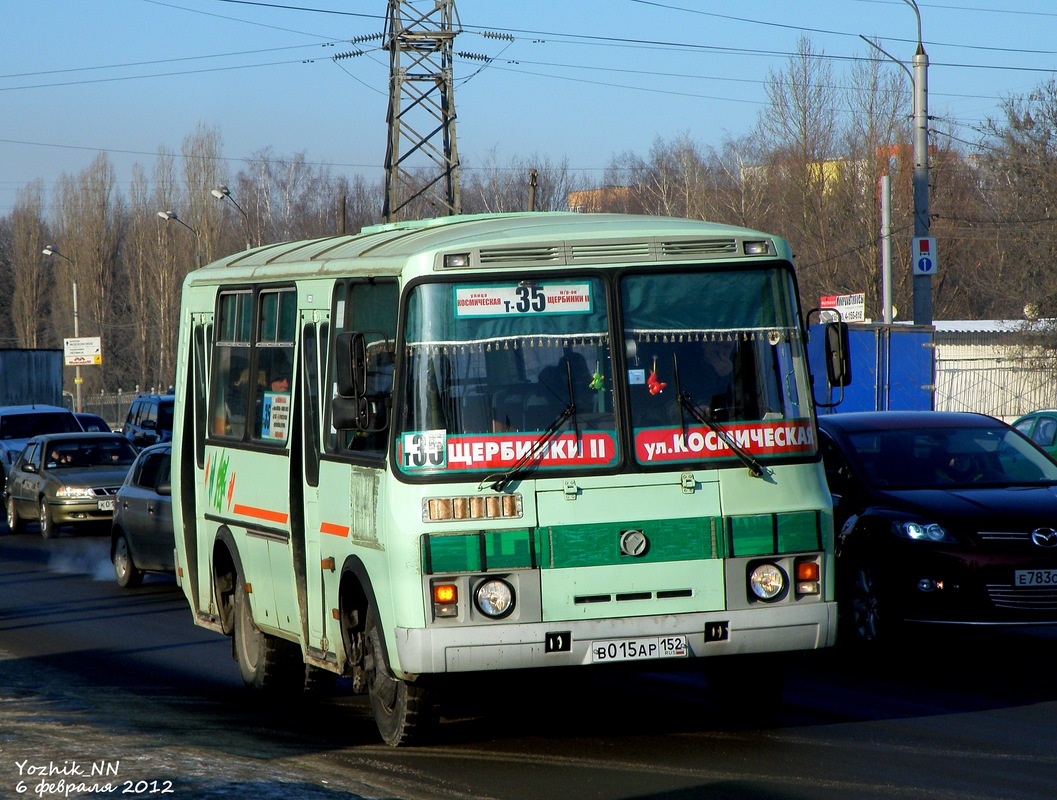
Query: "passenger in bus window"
673 339 737 421
270 372 290 392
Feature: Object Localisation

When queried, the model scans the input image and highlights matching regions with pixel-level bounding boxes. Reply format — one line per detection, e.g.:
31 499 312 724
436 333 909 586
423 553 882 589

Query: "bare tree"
460 150 582 214
8 180 50 348
52 153 125 400
755 37 841 307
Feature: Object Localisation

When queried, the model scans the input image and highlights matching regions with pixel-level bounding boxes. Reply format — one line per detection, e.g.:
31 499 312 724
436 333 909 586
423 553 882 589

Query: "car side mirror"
156 480 171 497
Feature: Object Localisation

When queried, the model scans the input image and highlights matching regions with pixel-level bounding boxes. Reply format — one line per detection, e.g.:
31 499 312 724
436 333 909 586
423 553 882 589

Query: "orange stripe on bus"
321 522 350 537
232 504 289 524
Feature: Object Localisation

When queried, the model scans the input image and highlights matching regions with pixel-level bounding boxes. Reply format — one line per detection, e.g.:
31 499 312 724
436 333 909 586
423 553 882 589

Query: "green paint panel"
728 514 775 556
483 529 538 570
727 511 822 556
545 517 719 568
424 529 539 574
425 533 482 573
777 511 820 552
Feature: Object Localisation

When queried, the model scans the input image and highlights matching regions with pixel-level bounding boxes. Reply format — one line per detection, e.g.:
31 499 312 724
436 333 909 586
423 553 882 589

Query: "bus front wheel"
364 608 436 746
232 578 299 692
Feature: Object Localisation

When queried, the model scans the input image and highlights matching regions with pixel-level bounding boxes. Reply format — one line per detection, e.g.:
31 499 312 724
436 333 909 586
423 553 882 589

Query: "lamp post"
157 210 203 268
41 245 82 413
860 0 931 325
903 0 932 326
210 185 252 250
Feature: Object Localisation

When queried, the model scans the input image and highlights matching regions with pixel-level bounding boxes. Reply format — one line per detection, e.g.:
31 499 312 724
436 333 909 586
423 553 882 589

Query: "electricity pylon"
383 0 462 221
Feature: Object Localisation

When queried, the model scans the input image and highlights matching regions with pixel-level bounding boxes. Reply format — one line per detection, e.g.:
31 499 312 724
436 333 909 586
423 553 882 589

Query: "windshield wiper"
672 355 766 479
478 402 575 492
479 361 580 493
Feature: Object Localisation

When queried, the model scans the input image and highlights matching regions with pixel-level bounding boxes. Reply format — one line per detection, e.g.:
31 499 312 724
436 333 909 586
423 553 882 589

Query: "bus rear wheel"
232 578 300 692
364 608 436 746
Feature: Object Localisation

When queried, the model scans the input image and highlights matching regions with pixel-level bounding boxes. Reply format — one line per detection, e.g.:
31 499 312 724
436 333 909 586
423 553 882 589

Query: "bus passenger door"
299 319 329 649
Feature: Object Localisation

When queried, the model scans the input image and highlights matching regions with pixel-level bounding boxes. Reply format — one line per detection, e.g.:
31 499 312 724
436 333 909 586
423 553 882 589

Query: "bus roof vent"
661 238 739 257
569 241 653 262
477 245 563 266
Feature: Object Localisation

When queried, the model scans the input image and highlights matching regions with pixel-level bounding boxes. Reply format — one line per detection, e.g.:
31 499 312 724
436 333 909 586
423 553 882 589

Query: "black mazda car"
818 411 1057 645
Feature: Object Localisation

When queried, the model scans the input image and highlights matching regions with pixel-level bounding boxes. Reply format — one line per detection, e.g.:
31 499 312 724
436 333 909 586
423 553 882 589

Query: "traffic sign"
912 236 938 276
64 336 102 366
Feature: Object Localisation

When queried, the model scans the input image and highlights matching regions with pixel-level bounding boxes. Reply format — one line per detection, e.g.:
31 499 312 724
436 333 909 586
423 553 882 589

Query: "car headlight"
900 521 956 543
749 563 786 601
474 578 515 618
55 486 95 499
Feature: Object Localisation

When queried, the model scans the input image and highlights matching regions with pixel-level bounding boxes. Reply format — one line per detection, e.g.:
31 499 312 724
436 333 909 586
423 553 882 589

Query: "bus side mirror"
333 330 391 433
336 331 368 398
824 321 852 387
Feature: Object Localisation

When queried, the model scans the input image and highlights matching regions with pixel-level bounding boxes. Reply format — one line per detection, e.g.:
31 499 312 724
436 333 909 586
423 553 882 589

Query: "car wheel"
845 564 885 645
38 498 58 540
112 533 144 588
6 495 25 535
232 576 301 692
364 607 436 746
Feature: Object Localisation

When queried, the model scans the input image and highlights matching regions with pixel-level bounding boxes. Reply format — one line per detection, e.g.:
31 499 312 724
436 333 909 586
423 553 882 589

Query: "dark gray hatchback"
110 443 174 588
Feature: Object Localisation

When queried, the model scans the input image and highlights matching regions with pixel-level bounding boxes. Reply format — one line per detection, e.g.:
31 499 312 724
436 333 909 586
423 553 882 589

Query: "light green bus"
171 212 845 746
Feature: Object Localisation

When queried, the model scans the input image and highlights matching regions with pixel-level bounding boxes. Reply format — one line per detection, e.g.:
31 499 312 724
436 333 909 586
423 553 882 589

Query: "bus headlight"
474 578 515 618
749 563 786 601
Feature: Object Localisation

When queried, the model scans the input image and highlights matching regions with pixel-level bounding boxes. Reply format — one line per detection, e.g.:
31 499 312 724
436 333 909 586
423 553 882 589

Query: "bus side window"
210 290 253 438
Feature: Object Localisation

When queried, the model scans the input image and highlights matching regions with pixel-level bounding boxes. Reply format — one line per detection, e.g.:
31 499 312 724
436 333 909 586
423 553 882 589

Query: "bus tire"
232 578 300 692
364 608 435 746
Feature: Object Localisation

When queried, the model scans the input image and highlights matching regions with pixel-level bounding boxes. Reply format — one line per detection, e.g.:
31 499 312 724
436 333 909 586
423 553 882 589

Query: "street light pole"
41 245 82 413
157 210 203 268
904 0 932 325
860 0 931 326
210 185 252 250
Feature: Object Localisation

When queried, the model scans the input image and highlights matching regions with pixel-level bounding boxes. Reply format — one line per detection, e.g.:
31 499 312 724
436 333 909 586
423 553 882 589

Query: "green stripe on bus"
727 511 820 556
543 518 721 568
423 511 819 574
423 529 539 574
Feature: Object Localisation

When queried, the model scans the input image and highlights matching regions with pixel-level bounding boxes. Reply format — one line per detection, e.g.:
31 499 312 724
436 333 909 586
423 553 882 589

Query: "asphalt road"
1 529 1056 800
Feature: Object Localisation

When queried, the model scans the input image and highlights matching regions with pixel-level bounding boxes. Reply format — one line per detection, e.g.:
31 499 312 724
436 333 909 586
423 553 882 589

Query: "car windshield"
1 412 80 440
46 439 138 469
847 425 1057 488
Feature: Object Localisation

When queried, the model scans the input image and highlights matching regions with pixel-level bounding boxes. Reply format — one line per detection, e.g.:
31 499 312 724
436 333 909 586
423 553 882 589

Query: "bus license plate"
591 635 688 663
97 499 115 512
1015 569 1057 586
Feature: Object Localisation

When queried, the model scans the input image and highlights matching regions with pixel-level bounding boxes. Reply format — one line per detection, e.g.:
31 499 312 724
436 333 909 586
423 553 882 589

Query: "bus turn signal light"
796 560 821 596
433 583 458 618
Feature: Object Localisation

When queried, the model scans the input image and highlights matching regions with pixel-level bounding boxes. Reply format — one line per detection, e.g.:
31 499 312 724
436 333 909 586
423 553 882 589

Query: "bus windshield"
622 268 815 467
397 267 814 477
399 277 617 476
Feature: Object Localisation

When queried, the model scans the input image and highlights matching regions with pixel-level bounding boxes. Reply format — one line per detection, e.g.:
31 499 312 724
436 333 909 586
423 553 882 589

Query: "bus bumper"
394 601 838 674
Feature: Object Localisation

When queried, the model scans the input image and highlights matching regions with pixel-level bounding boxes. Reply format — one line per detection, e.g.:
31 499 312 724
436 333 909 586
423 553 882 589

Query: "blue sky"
2 0 1054 215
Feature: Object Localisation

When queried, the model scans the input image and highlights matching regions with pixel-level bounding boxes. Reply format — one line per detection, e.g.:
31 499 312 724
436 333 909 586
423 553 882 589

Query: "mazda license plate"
1015 569 1057 586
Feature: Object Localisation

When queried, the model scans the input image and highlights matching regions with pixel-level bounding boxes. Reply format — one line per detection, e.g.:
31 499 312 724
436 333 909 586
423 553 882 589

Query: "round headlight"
474 578 515 618
903 522 954 542
749 563 786 601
